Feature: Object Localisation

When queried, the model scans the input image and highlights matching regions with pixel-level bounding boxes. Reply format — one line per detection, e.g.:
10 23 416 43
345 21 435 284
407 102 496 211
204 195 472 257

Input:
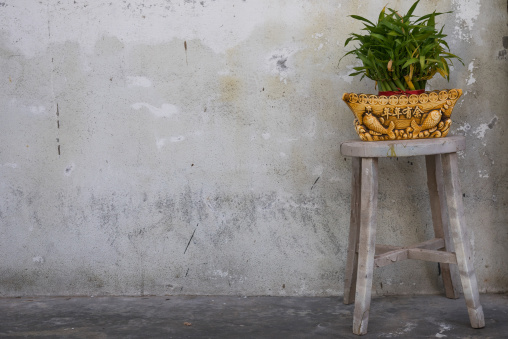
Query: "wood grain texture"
344 157 362 305
374 248 408 268
374 238 445 268
407 248 457 264
442 153 485 328
341 136 465 158
375 244 403 255
426 154 460 299
353 157 378 335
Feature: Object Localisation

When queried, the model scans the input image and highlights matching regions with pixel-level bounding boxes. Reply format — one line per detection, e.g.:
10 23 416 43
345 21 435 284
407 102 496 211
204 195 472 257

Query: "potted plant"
340 0 464 141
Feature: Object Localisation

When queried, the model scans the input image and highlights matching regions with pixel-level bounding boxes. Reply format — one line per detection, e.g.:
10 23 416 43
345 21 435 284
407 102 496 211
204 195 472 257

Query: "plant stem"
394 78 406 91
404 77 416 91
388 80 399 91
413 79 421 90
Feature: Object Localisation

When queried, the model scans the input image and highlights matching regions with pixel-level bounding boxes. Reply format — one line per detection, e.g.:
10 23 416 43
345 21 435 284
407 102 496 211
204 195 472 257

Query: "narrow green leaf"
370 33 387 42
427 12 435 28
404 0 420 21
380 21 403 34
349 15 375 26
419 55 425 70
424 58 442 63
421 43 435 56
402 58 419 68
378 6 386 22
440 39 450 51
414 11 452 23
349 71 363 77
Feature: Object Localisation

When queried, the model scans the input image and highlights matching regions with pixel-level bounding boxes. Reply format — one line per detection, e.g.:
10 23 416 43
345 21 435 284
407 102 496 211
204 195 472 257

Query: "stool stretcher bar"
373 237 457 267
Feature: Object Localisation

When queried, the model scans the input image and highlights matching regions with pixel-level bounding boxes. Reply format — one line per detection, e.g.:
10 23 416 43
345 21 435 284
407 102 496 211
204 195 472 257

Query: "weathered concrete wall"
0 0 507 296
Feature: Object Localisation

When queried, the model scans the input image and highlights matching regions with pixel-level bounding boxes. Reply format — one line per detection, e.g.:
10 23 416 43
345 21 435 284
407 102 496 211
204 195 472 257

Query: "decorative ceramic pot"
342 89 462 141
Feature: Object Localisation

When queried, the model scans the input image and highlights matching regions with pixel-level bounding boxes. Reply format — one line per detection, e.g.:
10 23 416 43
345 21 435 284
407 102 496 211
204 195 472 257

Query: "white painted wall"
1 0 507 296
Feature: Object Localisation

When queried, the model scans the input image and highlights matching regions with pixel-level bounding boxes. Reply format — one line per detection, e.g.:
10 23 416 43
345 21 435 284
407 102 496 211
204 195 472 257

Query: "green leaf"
414 11 452 23
380 21 403 34
427 12 436 28
370 33 387 41
440 39 450 51
357 53 373 67
349 71 363 77
378 6 386 22
349 15 375 26
402 58 419 68
421 43 436 56
404 0 420 21
424 58 442 63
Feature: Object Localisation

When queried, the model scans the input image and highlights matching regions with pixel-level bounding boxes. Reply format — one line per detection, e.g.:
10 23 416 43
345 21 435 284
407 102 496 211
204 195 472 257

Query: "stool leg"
353 157 378 335
425 154 460 299
442 153 485 329
344 157 361 305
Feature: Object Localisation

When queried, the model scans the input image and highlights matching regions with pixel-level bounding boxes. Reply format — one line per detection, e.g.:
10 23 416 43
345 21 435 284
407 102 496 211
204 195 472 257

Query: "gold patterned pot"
342 89 462 141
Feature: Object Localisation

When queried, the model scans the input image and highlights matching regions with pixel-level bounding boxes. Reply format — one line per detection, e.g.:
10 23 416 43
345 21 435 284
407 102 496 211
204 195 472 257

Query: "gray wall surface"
1 0 507 297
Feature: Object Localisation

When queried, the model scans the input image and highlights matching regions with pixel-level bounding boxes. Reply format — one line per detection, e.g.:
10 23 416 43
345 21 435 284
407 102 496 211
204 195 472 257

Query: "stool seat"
341 135 465 158
341 136 485 335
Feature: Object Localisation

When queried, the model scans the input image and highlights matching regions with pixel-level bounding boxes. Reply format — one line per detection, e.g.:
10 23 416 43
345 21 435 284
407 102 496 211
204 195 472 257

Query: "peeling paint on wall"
32 256 45 264
456 122 471 134
127 76 152 88
29 106 46 115
268 48 299 84
472 116 498 139
466 61 476 86
452 0 481 42
131 103 180 118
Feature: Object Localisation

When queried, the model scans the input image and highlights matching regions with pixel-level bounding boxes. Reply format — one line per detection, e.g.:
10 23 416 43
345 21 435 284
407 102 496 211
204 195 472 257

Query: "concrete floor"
0 294 506 338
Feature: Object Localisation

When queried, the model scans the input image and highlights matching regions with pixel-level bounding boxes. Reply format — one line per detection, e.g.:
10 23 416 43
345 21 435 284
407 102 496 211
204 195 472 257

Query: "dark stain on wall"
272 55 288 72
487 116 498 129
0 269 38 292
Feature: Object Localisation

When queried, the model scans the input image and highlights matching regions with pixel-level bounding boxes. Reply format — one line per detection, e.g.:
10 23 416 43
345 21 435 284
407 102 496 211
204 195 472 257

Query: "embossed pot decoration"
342 89 462 141
340 1 464 141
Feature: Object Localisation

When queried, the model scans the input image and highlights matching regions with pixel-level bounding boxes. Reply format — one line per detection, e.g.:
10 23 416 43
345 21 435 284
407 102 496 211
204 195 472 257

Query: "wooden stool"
341 136 485 335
